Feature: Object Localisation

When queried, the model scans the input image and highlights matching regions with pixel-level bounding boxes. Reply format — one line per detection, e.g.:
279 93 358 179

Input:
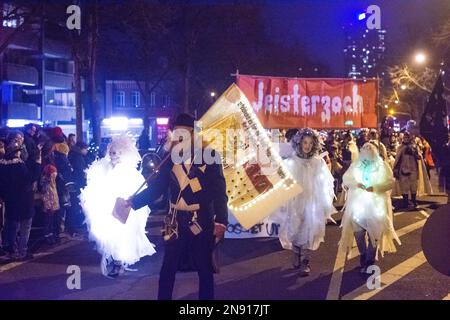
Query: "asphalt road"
0 193 448 300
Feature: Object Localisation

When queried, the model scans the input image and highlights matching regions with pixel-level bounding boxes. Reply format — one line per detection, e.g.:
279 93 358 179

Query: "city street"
1 193 448 300
1 0 450 304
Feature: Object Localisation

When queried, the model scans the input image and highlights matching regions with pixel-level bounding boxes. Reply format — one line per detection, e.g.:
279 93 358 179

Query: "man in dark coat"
0 142 42 260
23 123 38 166
127 113 228 300
68 141 88 234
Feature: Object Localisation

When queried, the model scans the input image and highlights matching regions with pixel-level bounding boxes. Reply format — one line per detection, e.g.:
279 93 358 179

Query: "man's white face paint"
360 143 377 164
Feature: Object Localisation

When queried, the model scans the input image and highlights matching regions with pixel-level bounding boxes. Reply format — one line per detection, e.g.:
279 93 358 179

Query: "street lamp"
414 52 427 65
400 84 407 90
210 92 216 98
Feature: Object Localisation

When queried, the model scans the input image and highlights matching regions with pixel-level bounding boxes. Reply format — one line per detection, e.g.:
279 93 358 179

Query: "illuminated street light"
210 92 216 98
414 52 427 64
394 100 399 104
384 104 388 109
400 84 407 90
389 109 395 115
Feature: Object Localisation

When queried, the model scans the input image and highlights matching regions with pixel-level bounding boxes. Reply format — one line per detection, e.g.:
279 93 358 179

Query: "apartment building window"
150 92 156 107
163 95 171 107
131 91 140 107
115 91 125 107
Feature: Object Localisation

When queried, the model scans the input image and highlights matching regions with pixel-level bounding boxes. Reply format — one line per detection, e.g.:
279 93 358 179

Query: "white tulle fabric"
80 138 155 265
275 154 336 251
339 155 401 258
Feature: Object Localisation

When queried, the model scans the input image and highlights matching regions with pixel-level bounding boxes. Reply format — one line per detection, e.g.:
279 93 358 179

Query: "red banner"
236 74 379 129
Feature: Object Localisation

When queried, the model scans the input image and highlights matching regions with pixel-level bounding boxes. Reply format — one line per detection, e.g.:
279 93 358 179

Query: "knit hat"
173 113 195 129
53 142 70 156
51 127 65 143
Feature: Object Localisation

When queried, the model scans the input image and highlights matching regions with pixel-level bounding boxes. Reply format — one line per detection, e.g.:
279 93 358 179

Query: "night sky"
257 0 450 76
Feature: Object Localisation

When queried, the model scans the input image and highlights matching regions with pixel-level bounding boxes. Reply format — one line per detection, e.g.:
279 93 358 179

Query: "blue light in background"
358 13 366 21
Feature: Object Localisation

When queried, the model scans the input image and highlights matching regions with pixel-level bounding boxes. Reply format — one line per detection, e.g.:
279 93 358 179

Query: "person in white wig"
277 128 336 277
81 134 156 278
339 142 400 273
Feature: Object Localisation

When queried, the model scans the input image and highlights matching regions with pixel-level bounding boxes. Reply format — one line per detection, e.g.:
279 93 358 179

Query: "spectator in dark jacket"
6 130 28 162
53 142 73 183
0 142 42 260
67 141 88 235
23 123 38 166
67 133 76 149
68 141 88 190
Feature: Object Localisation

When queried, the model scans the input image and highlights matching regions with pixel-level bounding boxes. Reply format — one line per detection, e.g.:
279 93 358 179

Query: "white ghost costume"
80 135 155 268
276 131 336 253
339 143 401 258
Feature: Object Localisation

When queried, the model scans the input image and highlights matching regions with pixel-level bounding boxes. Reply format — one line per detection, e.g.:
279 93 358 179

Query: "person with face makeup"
127 113 228 300
278 128 336 277
80 135 156 279
339 143 400 273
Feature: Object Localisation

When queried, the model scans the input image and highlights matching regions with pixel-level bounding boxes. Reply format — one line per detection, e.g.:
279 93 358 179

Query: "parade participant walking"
278 128 336 277
393 131 422 208
339 143 400 273
341 131 359 171
127 113 228 300
368 129 388 161
81 135 156 279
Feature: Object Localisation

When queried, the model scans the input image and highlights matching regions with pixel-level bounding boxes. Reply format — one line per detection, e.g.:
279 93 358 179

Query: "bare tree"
68 0 101 144
99 0 175 132
0 3 40 55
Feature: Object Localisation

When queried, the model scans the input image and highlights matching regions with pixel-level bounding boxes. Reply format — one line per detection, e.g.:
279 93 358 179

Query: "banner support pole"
231 69 239 81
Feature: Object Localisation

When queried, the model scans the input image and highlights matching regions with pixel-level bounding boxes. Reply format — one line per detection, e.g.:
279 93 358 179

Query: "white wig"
106 134 141 167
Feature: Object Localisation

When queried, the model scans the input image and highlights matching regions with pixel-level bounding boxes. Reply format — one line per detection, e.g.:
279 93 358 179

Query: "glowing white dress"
277 154 336 251
81 158 156 265
339 157 400 257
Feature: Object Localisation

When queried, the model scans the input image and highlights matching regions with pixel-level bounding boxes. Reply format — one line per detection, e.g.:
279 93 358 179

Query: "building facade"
0 3 78 132
343 14 387 79
104 80 179 146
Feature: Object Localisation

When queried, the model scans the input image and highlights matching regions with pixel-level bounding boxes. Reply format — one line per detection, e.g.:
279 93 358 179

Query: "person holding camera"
393 131 422 209
127 113 228 300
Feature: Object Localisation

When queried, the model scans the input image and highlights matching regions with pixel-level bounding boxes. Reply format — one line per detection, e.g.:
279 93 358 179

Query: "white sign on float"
225 210 281 239
199 84 303 229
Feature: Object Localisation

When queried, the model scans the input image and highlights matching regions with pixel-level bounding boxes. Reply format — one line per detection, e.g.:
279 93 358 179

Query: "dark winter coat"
68 147 87 191
0 158 41 221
